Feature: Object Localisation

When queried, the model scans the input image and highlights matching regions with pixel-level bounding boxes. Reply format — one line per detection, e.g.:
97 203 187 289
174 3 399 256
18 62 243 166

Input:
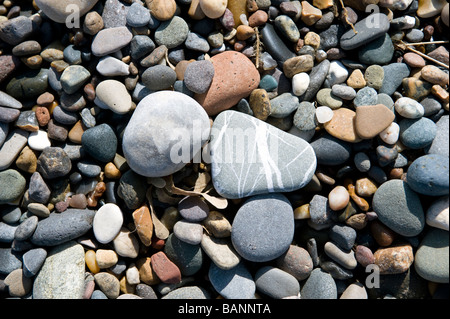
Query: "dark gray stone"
117 169 147 210
406 154 449 197
81 124 117 163
37 147 72 179
164 233 203 276
340 13 390 50
301 268 337 299
310 134 352 166
142 65 177 91
329 224 357 251
30 209 95 246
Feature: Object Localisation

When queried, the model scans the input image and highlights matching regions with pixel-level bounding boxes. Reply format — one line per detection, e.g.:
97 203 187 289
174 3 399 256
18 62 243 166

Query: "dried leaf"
146 187 170 240
155 187 180 205
202 192 228 210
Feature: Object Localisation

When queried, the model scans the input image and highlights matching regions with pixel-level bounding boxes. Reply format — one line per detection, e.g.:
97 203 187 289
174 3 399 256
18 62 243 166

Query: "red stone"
194 51 260 116
150 251 181 284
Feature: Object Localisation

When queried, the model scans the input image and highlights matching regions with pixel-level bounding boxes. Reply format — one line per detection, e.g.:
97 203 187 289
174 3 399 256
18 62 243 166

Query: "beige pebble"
347 69 366 89
355 178 378 197
304 31 320 49
126 263 140 285
104 162 121 179
328 186 350 211
202 210 232 237
374 244 414 275
96 249 119 269
324 108 362 143
294 204 310 219
4 269 32 297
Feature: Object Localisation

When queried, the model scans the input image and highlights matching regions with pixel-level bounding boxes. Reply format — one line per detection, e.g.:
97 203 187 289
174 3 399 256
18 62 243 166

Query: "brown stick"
339 0 357 34
402 41 449 69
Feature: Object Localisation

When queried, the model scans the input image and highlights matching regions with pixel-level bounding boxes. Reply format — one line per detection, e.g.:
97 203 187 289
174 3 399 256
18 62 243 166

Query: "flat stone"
132 206 153 246
122 91 210 177
30 209 95 246
201 233 240 270
208 261 256 299
14 215 38 241
255 266 300 299
0 16 36 46
340 282 368 299
151 251 182 284
301 268 337 299
126 2 150 27
355 104 395 139
0 248 22 275
406 154 449 196
91 26 133 57
142 65 177 91
60 65 90 95
173 220 203 245
94 272 120 299
304 59 330 101
195 51 260 116
275 15 300 42
96 56 130 77
162 286 210 299
340 13 390 50
324 108 362 143
414 228 449 283
202 211 232 238
6 68 49 100
33 241 85 299
364 65 385 90
324 241 357 269
293 101 317 131
395 97 424 119
372 180 425 237
231 193 294 262
402 77 433 101
183 60 215 94
210 110 316 199
310 133 352 166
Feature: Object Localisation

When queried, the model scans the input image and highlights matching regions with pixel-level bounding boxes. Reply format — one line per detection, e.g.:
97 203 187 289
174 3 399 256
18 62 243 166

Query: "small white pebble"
292 72 310 96
240 13 249 26
126 263 140 285
328 186 350 211
379 122 400 145
316 106 334 123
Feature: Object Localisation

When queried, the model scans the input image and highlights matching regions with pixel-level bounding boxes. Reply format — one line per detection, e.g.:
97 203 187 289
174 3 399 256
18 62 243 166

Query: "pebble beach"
0 0 449 301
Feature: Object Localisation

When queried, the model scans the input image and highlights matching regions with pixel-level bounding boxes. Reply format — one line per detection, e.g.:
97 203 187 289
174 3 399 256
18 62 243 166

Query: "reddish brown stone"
0 55 21 84
35 106 51 127
150 251 181 284
248 10 268 27
374 244 414 275
370 220 396 247
355 245 375 267
37 92 55 106
132 205 153 247
194 51 260 116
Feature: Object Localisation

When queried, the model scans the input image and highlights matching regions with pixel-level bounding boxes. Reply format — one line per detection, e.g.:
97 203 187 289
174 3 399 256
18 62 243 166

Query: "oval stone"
122 91 210 177
93 203 123 244
231 193 294 262
372 180 425 237
208 261 256 299
406 154 449 196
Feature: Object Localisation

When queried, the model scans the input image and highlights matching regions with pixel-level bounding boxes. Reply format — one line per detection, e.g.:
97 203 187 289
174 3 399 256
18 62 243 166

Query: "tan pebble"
249 88 271 121
283 54 314 78
374 244 414 275
304 31 321 49
175 60 193 81
104 162 121 179
94 272 120 299
95 249 118 269
355 104 395 140
345 213 368 230
227 0 249 27
15 146 38 174
389 167 404 179
347 69 366 89
68 120 87 144
431 84 449 103
421 65 449 86
417 0 448 18
50 60 70 72
316 171 335 185
132 205 153 247
4 269 32 297
22 55 43 69
136 257 160 285
324 108 362 143
328 186 350 211
83 11 104 36
403 52 426 68
345 180 370 211
85 250 100 274
236 24 255 41
202 210 232 237
36 92 54 106
126 263 140 285
69 193 88 209
27 202 50 218
355 178 378 197
370 220 396 247
113 227 140 258
40 48 64 62
301 1 323 26
146 0 177 21
294 204 310 219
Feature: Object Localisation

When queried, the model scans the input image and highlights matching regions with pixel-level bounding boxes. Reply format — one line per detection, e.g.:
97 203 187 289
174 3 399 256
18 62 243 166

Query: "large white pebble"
28 130 51 151
315 106 334 123
328 186 350 211
292 72 310 96
379 122 400 144
93 203 123 244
